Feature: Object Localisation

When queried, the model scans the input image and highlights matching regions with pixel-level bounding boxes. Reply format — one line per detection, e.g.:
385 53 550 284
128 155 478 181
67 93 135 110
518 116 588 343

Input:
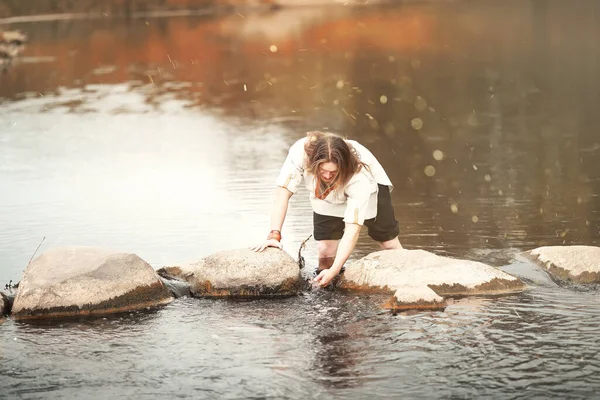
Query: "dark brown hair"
303 131 368 197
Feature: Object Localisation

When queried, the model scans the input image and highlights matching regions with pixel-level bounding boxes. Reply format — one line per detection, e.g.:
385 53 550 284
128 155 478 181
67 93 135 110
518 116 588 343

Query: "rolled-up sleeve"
343 175 377 225
275 140 305 193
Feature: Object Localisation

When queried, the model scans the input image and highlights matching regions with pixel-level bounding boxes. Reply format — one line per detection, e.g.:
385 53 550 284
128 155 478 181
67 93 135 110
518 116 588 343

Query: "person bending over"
251 131 402 287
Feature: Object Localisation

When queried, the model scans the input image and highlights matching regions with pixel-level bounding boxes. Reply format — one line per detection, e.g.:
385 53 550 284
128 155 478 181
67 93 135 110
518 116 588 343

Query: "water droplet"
414 96 428 111
472 215 479 223
433 150 444 161
577 196 583 204
333 99 339 105
336 80 345 89
424 165 436 177
484 174 491 182
450 204 459 214
269 45 278 53
498 190 504 195
411 118 423 130
380 95 388 104
472 165 478 171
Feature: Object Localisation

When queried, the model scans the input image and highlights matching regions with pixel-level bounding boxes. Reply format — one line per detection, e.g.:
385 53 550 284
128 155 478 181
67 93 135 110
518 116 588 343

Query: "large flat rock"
158 248 303 297
525 245 600 284
12 247 173 320
338 249 526 311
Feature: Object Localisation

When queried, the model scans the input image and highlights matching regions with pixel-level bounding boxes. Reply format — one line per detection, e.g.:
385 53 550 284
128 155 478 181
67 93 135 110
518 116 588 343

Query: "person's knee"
378 237 402 250
317 240 338 258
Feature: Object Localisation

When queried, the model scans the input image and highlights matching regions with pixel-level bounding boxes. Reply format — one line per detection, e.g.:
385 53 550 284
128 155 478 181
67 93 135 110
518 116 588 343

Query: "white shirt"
275 138 393 225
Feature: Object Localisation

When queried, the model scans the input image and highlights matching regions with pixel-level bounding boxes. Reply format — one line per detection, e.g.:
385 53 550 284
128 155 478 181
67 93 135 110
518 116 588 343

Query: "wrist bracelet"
267 230 282 242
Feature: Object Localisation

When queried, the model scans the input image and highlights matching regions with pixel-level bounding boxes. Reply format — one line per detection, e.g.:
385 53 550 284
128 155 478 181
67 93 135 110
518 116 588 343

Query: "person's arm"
269 186 293 233
315 172 377 286
250 139 304 252
250 187 294 252
315 223 361 286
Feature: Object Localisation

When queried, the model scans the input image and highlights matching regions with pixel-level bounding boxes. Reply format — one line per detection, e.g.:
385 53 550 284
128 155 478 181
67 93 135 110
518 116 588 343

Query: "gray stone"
1 286 16 316
158 248 303 297
338 249 526 311
1 291 10 318
525 245 600 284
12 246 173 320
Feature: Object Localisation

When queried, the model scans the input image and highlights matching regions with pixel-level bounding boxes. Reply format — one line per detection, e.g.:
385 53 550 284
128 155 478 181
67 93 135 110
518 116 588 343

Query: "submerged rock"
158 248 303 297
338 249 525 311
1 291 11 318
525 245 600 284
1 284 17 317
12 247 173 320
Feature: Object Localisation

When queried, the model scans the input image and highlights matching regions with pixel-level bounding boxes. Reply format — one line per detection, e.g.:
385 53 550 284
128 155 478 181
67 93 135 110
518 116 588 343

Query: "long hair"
303 131 368 199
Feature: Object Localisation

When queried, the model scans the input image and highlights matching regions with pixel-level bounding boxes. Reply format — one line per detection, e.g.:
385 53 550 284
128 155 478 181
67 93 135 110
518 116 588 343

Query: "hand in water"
249 239 282 252
314 268 339 287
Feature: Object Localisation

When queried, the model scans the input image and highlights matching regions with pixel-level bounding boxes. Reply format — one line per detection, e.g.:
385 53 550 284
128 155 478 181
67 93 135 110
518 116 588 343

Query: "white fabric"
275 138 393 225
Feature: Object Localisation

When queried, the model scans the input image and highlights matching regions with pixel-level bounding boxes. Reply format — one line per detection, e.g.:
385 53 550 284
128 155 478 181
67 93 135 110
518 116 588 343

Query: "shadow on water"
1 0 600 398
11 306 165 330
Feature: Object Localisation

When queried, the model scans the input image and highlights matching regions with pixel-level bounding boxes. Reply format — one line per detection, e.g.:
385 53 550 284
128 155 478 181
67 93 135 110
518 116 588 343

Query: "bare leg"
377 236 403 250
316 240 339 273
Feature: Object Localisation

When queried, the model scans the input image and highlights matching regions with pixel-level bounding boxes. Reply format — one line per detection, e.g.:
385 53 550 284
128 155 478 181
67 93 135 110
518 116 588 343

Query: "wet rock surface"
158 248 304 297
1 291 11 318
525 245 600 285
338 249 526 311
11 246 173 320
1 282 17 320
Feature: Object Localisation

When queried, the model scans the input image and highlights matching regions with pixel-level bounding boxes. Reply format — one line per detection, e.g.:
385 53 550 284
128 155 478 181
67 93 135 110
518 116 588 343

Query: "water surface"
1 1 600 398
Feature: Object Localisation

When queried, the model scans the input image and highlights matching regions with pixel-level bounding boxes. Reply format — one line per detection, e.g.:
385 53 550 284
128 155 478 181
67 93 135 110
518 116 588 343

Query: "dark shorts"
313 184 400 242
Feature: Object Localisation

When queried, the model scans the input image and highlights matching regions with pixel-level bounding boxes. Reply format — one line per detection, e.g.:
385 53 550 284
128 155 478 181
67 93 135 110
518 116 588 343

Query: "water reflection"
2 286 600 397
1 2 598 275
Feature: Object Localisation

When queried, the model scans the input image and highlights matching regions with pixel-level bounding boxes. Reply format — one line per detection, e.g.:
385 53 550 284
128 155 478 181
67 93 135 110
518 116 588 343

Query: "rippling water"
1 1 600 398
3 289 600 398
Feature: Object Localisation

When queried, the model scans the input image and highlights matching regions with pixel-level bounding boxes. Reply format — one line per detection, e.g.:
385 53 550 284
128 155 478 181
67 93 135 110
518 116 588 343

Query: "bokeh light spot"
411 118 423 130
424 165 436 177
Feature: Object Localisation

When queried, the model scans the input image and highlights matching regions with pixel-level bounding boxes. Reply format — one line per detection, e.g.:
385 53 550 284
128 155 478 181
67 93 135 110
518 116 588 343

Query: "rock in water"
12 247 173 320
338 249 525 311
525 245 600 284
158 248 303 297
1 291 10 318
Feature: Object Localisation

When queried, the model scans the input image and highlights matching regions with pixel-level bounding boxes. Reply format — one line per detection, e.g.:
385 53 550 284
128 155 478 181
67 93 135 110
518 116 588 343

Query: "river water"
1 1 600 398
